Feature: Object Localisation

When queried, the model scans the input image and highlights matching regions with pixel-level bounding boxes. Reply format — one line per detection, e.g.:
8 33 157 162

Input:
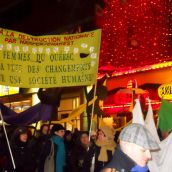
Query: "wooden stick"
88 81 97 142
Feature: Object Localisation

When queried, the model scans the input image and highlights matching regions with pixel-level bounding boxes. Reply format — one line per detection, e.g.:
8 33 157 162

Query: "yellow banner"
0 28 101 88
50 96 97 124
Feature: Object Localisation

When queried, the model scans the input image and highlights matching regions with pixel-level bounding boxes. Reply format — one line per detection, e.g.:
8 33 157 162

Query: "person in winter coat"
51 124 66 172
33 124 50 172
83 125 116 172
101 123 160 172
70 131 90 172
42 124 66 172
3 127 36 172
0 126 8 171
64 130 74 172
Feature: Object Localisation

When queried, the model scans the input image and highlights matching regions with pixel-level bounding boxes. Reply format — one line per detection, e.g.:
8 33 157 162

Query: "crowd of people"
0 123 116 172
0 122 159 172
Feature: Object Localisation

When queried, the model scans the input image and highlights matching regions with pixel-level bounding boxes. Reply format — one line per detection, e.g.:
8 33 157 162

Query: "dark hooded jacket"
3 127 36 172
70 131 90 172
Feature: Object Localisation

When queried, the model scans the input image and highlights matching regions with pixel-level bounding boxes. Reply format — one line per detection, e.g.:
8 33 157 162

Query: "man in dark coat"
102 123 160 172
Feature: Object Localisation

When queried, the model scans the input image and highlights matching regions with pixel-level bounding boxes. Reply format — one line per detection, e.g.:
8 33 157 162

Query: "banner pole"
0 110 16 169
88 81 98 141
33 121 38 136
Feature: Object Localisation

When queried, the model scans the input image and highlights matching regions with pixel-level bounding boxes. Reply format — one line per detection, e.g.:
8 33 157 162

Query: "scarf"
96 139 116 162
52 135 65 172
131 165 149 172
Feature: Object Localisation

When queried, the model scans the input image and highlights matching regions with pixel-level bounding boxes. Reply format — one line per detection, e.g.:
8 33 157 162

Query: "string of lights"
97 0 172 73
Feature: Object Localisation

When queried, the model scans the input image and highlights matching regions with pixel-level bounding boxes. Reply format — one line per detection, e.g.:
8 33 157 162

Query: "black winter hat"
10 127 28 144
15 127 28 135
51 124 65 134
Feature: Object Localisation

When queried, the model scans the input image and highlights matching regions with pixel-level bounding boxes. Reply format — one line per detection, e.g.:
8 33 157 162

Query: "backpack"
44 140 55 172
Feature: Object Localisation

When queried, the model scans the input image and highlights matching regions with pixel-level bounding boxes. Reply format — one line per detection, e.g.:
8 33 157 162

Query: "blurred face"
101 168 113 172
19 133 28 142
66 133 72 141
80 134 89 145
121 141 152 167
42 126 49 135
91 134 97 141
55 130 65 138
97 130 107 142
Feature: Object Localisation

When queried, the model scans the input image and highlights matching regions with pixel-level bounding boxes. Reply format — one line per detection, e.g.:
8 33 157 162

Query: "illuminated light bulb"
97 0 171 73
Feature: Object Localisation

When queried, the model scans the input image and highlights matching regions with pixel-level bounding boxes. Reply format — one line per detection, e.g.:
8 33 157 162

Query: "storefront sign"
158 84 172 99
0 85 19 96
0 28 101 88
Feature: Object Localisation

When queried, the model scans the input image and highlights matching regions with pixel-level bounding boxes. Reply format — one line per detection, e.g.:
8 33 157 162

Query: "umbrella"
116 88 147 111
117 88 146 94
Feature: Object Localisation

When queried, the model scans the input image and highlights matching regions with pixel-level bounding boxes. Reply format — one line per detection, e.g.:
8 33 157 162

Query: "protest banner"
0 28 101 88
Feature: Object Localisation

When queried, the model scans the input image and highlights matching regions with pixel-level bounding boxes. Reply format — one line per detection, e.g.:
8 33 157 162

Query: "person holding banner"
3 127 37 172
101 123 160 172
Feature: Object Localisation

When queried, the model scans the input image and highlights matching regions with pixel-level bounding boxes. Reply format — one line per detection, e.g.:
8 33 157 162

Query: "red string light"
97 0 172 73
